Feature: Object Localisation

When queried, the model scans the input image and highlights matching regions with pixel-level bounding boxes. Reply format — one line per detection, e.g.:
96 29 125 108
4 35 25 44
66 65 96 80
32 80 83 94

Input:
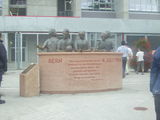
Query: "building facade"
0 0 160 69
2 0 81 17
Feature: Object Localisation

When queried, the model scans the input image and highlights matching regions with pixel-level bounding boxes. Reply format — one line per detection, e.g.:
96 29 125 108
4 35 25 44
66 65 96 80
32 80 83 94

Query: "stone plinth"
38 52 122 94
20 64 40 97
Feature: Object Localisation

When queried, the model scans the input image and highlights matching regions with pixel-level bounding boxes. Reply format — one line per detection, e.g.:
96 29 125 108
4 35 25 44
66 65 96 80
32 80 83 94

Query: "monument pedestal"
38 52 122 94
20 64 40 97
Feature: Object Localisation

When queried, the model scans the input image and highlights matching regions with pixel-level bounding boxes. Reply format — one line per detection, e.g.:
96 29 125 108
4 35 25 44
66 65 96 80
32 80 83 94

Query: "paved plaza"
0 70 156 120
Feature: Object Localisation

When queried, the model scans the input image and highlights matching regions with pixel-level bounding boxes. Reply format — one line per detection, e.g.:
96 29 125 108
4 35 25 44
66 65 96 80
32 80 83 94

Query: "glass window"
0 0 2 16
129 0 159 12
9 8 26 16
8 33 15 62
126 36 145 46
126 35 145 54
81 0 93 10
147 36 160 50
0 0 2 7
65 0 72 11
81 0 114 11
22 34 37 67
10 0 26 5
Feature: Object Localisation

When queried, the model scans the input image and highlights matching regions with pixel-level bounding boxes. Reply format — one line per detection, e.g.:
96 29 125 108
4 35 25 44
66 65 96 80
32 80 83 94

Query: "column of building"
72 0 81 17
158 0 160 12
115 0 129 19
2 0 9 16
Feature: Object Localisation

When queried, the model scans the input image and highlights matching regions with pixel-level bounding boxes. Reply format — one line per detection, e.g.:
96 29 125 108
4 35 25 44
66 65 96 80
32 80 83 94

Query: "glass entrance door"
21 33 38 68
8 33 16 69
8 33 39 69
8 32 26 69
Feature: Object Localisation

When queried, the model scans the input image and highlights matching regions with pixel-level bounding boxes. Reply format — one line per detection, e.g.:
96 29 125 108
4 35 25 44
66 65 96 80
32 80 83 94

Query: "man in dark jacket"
0 33 7 104
150 47 160 120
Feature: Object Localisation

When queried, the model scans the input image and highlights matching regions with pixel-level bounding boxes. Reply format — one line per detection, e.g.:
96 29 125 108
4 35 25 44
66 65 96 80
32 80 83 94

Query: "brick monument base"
38 52 122 94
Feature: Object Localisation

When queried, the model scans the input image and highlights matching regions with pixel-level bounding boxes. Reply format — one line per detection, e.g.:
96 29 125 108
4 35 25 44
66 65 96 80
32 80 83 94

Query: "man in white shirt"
117 41 130 78
136 48 144 75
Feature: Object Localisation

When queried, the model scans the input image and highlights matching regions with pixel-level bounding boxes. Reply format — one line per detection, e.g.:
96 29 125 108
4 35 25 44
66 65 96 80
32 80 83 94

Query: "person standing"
126 46 133 75
117 41 130 78
150 47 160 120
136 48 144 75
0 33 7 104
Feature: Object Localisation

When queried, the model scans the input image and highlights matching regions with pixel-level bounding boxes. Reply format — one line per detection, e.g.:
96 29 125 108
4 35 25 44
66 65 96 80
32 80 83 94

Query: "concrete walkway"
0 70 156 120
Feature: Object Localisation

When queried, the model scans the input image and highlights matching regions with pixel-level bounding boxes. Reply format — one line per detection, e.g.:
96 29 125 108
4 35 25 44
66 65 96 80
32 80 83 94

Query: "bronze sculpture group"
37 29 114 52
